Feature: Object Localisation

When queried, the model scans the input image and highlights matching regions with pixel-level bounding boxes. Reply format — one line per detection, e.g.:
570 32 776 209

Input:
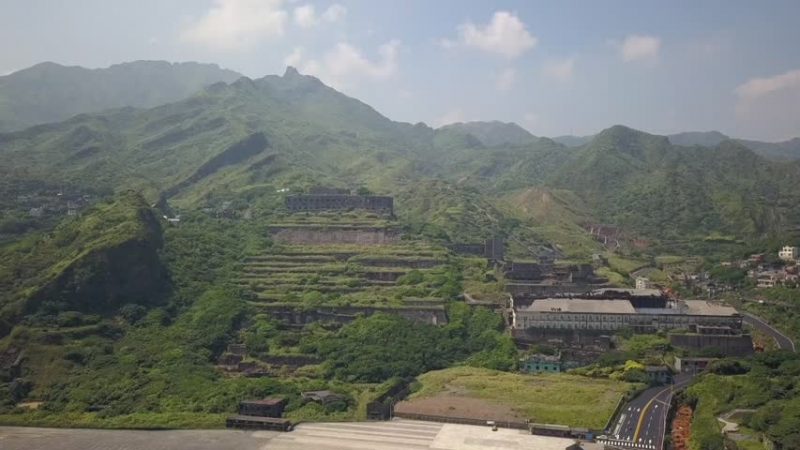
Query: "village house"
779 246 799 262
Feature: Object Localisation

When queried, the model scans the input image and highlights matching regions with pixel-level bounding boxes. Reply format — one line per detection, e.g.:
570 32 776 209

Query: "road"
600 375 693 450
742 312 796 352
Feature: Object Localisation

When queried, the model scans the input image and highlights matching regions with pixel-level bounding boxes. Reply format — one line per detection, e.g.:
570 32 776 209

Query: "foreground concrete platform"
0 419 579 450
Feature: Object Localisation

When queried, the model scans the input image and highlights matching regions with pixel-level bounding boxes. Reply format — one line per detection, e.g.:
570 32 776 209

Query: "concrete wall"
269 226 401 245
285 195 393 214
669 334 754 357
257 304 447 326
507 283 593 297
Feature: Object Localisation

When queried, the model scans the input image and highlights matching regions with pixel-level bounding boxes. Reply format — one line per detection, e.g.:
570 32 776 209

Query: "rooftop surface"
683 300 739 316
524 298 637 314
0 421 588 450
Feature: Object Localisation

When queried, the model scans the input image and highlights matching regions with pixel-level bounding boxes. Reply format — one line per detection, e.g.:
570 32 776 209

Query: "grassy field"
407 366 635 429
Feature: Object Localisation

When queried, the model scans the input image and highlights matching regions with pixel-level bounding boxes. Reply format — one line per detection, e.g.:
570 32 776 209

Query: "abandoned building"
238 397 287 418
449 237 506 262
519 353 562 373
285 193 394 215
511 298 741 333
674 356 716 374
225 415 292 431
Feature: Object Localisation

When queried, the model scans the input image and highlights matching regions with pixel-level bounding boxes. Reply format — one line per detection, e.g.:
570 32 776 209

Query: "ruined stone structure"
258 304 447 326
269 226 401 245
450 238 505 261
367 378 412 421
285 194 394 215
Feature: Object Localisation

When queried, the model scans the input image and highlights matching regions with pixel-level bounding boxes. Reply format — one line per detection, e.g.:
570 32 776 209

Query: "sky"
1 0 799 141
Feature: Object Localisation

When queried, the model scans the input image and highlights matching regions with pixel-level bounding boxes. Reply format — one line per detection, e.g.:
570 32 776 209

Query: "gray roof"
683 300 738 316
524 298 636 314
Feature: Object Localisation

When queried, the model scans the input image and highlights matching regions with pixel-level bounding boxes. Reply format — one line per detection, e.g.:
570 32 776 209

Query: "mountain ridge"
0 60 243 132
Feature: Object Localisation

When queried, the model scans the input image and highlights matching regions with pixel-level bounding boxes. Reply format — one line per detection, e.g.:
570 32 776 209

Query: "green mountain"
667 131 729 147
737 137 800 161
548 125 800 241
0 61 242 132
0 191 167 336
3 63 800 432
438 121 538 147
2 67 798 252
551 134 594 147
668 131 800 161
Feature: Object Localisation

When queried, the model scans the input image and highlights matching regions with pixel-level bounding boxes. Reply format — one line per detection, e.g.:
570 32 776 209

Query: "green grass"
409 366 635 429
0 411 228 429
606 254 649 276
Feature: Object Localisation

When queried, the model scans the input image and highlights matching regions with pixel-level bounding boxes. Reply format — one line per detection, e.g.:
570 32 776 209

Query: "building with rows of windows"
512 298 740 333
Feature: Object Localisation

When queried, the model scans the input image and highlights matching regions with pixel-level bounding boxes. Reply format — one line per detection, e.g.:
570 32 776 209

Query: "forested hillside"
0 61 241 132
2 67 798 254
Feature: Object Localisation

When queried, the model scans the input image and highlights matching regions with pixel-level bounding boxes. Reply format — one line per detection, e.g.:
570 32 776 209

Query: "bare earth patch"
395 394 523 423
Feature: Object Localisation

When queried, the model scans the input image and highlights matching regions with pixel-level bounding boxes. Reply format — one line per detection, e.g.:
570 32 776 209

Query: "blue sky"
2 0 799 140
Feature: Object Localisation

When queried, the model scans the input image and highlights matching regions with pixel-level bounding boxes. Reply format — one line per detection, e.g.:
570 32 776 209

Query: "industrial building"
511 297 740 333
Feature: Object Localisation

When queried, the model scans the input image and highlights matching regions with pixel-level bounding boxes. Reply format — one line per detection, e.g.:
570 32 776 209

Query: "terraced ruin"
235 210 455 325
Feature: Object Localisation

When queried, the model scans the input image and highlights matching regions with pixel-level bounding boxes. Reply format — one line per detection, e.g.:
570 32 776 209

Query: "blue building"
520 353 562 373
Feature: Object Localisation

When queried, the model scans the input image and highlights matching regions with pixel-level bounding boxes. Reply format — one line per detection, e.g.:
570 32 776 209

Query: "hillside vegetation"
0 192 167 335
0 61 241 132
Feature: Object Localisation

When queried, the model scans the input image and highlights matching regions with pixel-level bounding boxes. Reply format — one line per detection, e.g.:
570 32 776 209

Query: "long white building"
512 298 740 333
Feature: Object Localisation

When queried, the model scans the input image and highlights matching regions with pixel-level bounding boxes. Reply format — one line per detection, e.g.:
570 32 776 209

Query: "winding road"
741 312 796 352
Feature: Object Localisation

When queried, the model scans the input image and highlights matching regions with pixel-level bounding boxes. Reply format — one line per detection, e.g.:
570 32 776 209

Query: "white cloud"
284 47 304 67
290 40 402 88
293 4 318 28
542 58 574 82
496 68 517 91
735 69 800 102
293 3 345 28
448 11 537 59
180 0 288 51
619 34 661 62
322 4 347 22
433 109 467 128
734 69 800 140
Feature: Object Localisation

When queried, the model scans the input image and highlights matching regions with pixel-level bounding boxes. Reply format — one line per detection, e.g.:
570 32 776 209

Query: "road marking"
632 385 672 443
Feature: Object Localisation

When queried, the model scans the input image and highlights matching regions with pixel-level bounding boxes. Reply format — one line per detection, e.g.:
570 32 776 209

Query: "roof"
529 423 571 431
592 288 663 297
524 298 636 314
241 397 286 406
683 300 738 316
226 415 291 424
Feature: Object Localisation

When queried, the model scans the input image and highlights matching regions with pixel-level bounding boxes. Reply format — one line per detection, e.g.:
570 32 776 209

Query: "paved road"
742 312 796 351
602 375 693 450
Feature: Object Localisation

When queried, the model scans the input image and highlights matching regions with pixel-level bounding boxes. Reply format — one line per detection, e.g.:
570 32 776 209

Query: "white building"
779 246 799 262
635 277 650 290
